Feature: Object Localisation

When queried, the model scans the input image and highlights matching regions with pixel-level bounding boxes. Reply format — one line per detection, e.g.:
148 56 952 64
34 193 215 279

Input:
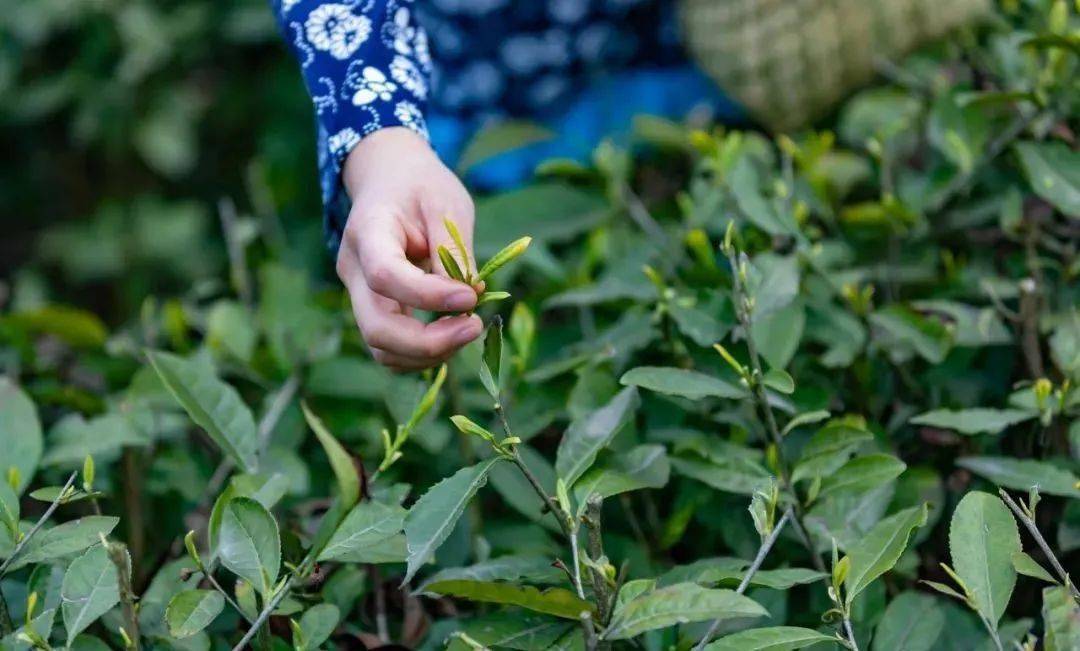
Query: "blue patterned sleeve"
271 0 432 250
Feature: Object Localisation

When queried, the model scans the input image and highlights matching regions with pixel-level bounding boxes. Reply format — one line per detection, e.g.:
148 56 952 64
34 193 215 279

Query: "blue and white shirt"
270 0 732 250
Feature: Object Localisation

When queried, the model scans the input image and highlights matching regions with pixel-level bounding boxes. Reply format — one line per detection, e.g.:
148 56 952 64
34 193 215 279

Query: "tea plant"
0 0 1078 649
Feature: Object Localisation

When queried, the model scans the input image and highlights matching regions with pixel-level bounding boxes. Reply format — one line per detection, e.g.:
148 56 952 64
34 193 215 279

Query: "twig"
257 373 301 452
843 617 861 651
0 586 11 635
0 472 77 577
230 577 294 651
204 571 254 624
584 496 613 625
106 541 141 651
580 611 599 651
726 248 827 574
218 198 253 309
694 509 793 650
999 490 1079 601
122 449 146 584
568 527 586 600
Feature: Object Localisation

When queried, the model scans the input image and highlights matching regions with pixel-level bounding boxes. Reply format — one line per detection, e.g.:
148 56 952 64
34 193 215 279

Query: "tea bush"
1 1 1079 650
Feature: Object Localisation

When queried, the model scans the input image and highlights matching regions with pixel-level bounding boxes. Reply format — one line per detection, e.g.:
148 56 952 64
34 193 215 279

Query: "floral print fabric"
270 0 680 251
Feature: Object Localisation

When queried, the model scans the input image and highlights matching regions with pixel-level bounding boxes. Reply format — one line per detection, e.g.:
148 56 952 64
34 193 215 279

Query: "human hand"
337 127 482 371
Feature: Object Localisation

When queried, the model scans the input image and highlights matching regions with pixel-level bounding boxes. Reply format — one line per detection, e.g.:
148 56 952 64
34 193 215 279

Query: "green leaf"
42 413 146 468
318 500 405 563
61 545 120 646
0 378 43 494
9 516 119 572
147 351 258 473
218 497 281 595
421 580 594 620
555 387 639 487
792 425 873 483
781 410 831 436
818 454 906 499
480 317 503 399
620 367 744 400
704 626 835 650
957 457 1080 498
1015 141 1080 218
843 504 928 606
457 120 555 175
869 305 952 364
297 603 340 650
1042 585 1080 651
573 445 669 517
910 409 1035 435
444 612 576 651
948 491 1021 627
604 583 767 640
165 590 225 638
417 555 562 591
476 237 533 282
762 368 795 394
670 453 773 496
1010 551 1055 583
871 591 945 651
301 403 359 509
0 480 20 540
403 458 500 585
438 245 467 283
206 300 257 363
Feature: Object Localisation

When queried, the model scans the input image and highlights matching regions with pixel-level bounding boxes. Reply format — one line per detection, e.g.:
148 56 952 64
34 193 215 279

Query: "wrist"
342 127 432 199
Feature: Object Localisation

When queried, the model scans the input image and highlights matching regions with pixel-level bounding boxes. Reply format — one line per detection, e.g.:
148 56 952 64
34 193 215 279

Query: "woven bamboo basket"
680 0 991 131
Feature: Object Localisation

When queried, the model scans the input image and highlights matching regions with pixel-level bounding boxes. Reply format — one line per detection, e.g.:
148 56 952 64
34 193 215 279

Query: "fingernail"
445 290 476 311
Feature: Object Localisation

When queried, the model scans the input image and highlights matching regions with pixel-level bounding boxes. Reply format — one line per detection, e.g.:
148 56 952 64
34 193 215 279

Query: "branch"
999 490 1079 601
694 509 793 650
106 542 141 651
0 471 77 577
230 577 294 651
843 617 861 651
725 248 826 574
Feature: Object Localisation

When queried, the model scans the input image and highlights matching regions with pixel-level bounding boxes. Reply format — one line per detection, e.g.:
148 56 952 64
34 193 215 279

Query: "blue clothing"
269 0 739 251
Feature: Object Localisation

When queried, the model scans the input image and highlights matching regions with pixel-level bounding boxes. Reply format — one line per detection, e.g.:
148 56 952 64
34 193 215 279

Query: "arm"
272 0 482 370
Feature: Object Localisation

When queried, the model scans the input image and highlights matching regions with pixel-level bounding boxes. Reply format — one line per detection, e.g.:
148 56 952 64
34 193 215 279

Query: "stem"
257 373 301 452
217 198 253 309
0 472 77 577
584 496 613 625
580 611 599 651
205 571 254 624
843 617 861 651
568 526 586 600
694 509 793 651
106 542 141 651
230 577 294 651
999 490 1079 601
726 249 826 574
122 449 145 584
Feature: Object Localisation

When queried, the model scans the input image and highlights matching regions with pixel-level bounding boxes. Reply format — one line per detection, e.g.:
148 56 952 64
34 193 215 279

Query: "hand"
337 127 482 371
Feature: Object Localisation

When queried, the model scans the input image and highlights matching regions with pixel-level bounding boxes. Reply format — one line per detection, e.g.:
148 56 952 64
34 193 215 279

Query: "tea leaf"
1010 551 1055 583
948 491 1020 627
165 590 225 638
1042 585 1080 651
817 454 906 499
437 245 467 283
1015 141 1080 218
620 366 745 400
10 516 119 572
301 402 359 509
956 457 1080 498
218 497 281 595
843 504 928 606
476 237 532 282
792 425 873 482
443 218 472 280
704 626 835 650
871 591 945 651
604 583 766 639
573 445 669 517
910 408 1035 435
147 351 258 473
297 603 340 650
61 545 120 646
421 579 593 619
480 317 503 399
0 378 43 494
403 458 500 585
555 387 639 487
319 500 406 563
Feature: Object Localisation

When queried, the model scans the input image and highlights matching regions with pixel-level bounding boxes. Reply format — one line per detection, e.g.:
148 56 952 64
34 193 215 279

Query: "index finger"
354 216 478 313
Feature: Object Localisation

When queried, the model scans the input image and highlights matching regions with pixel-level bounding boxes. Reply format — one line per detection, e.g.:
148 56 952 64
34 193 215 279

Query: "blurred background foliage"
1 0 326 316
